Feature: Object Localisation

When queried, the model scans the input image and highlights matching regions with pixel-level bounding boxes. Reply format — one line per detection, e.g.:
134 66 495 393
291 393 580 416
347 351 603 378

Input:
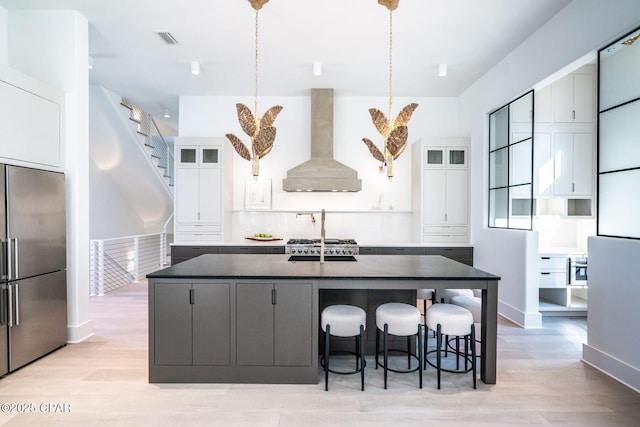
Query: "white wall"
89 84 174 237
584 237 640 392
8 10 93 342
89 159 144 239
179 94 460 243
0 6 7 64
459 0 640 328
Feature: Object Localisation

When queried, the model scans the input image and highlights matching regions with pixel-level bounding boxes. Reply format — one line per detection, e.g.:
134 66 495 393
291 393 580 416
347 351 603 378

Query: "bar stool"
375 302 423 389
417 288 434 315
425 303 476 389
451 294 482 357
436 288 474 304
320 305 366 391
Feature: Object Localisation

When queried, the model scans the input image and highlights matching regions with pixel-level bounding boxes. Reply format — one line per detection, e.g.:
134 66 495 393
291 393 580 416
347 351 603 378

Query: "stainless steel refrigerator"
0 165 67 376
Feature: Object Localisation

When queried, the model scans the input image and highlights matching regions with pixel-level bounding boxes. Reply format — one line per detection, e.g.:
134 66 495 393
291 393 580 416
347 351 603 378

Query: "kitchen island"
147 254 500 385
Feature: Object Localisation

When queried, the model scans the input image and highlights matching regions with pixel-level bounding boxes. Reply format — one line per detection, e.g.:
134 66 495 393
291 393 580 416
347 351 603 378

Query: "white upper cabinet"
553 133 593 196
0 66 64 168
534 85 552 123
552 73 594 123
533 133 554 197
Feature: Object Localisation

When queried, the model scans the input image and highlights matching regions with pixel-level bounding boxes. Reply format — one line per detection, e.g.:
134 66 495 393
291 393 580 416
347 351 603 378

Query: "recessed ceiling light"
163 108 170 118
313 61 322 76
191 61 200 75
438 63 448 77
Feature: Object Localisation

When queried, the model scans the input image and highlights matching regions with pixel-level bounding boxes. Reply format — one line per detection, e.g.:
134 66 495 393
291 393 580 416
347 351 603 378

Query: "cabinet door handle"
572 110 575 120
189 289 195 304
572 183 575 192
541 272 551 275
541 257 550 260
271 289 276 305
444 213 448 222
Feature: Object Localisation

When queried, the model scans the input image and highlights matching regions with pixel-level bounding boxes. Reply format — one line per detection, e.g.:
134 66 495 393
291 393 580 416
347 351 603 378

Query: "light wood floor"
0 280 639 426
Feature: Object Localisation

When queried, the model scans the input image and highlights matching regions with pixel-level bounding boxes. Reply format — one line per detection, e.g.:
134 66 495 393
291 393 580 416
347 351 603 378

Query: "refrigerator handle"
0 239 5 281
0 284 5 326
7 284 13 327
14 238 18 280
14 283 19 326
7 238 12 281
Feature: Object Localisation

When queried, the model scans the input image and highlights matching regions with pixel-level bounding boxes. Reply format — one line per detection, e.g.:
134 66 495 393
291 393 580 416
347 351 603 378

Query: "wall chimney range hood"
283 89 362 192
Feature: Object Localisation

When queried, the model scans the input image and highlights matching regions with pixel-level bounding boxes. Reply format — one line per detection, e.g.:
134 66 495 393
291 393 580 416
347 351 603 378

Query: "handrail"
90 233 165 296
121 98 174 189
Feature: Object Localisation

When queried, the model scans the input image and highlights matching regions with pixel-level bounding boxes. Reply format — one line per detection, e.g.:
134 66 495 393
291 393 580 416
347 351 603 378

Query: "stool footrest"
425 349 474 373
320 351 366 376
374 349 421 374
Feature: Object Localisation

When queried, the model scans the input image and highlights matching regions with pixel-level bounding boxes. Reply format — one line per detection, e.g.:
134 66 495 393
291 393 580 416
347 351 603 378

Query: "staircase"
89 85 174 233
120 99 174 191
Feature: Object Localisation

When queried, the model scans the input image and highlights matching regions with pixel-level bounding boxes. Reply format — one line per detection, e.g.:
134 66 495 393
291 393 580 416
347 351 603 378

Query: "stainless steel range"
286 238 359 256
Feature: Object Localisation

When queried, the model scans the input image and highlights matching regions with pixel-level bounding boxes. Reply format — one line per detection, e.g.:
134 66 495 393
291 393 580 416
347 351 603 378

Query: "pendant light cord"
388 9 393 121
254 8 260 118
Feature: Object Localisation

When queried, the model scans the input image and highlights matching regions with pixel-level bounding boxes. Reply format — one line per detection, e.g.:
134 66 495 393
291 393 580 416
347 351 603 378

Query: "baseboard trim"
582 344 640 393
67 319 94 343
498 300 542 328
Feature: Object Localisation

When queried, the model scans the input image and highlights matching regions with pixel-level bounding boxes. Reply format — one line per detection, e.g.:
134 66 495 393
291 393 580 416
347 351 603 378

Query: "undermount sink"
288 255 357 262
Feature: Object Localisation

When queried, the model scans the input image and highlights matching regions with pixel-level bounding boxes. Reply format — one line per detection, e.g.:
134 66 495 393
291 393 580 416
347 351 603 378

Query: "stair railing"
121 99 174 188
90 233 165 296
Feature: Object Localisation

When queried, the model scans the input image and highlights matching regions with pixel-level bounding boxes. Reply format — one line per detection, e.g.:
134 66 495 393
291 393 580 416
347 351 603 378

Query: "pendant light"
226 0 283 178
362 0 418 180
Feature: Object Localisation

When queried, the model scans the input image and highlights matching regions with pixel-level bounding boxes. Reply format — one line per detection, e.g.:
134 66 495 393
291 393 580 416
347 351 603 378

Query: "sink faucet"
295 211 316 223
320 209 326 264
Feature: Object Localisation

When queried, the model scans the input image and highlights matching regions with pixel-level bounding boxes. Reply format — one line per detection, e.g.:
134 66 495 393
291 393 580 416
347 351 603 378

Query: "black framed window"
597 26 640 239
488 91 534 230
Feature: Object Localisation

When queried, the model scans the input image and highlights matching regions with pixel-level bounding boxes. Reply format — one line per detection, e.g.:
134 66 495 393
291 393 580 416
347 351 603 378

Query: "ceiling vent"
283 88 362 192
156 32 178 45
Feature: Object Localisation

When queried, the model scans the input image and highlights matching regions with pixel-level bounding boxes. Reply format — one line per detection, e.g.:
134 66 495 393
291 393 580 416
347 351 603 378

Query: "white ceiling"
0 0 572 129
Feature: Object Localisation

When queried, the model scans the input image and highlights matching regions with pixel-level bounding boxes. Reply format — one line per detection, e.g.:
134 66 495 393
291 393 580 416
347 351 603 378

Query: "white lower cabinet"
538 253 587 314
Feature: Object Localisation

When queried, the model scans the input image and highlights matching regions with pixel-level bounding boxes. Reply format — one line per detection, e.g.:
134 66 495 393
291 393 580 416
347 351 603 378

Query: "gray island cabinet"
147 254 500 385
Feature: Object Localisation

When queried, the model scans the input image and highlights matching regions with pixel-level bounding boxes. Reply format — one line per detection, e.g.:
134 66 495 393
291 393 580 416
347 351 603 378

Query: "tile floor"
0 280 639 426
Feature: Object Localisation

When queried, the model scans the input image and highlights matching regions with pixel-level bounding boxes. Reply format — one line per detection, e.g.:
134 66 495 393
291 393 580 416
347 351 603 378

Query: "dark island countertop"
148 254 500 283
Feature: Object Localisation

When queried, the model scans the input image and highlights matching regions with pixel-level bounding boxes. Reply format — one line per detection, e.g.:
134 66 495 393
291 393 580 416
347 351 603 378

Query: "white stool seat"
417 288 434 301
451 295 481 324
376 303 421 336
426 303 473 336
437 288 474 304
321 305 366 337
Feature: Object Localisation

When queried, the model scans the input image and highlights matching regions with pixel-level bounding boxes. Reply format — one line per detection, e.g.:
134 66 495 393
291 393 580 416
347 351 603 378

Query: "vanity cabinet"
152 281 230 366
236 282 314 367
412 140 469 243
174 137 231 243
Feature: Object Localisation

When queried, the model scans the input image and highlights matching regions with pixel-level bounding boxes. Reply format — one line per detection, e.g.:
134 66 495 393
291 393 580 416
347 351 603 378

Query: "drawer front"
171 246 221 257
423 226 468 235
539 271 567 288
177 233 222 242
423 234 468 244
539 255 568 271
176 224 221 233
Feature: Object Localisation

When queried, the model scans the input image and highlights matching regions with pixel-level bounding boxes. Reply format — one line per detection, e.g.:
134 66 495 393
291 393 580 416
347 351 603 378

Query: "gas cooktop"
285 238 359 256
